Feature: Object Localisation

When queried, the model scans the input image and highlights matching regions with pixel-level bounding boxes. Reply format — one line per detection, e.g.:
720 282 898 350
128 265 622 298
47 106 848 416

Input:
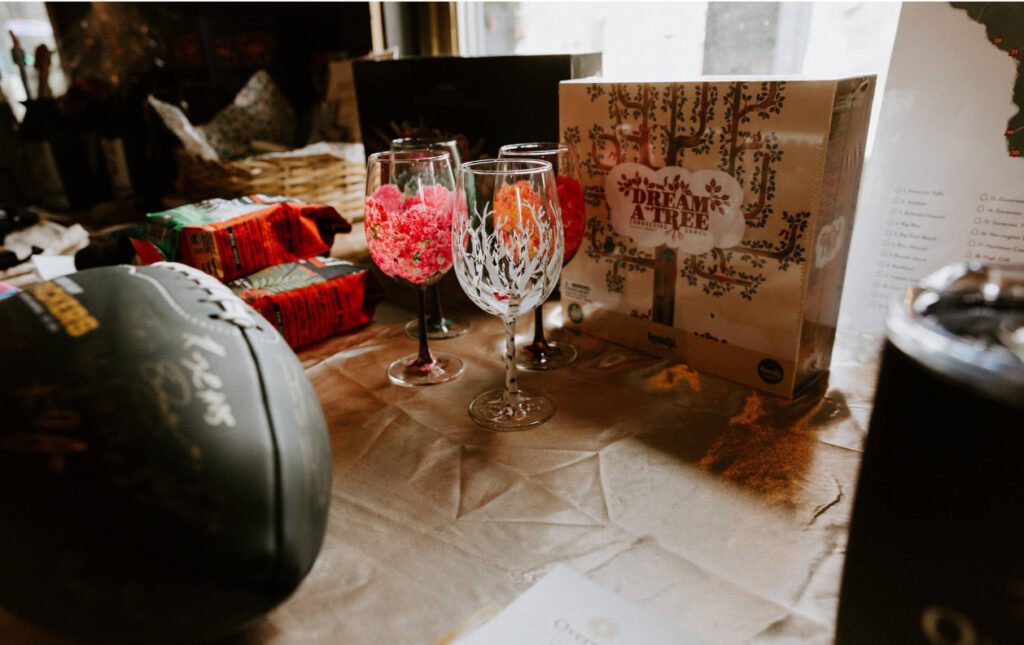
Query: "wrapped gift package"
559 76 875 397
139 195 352 282
228 257 384 349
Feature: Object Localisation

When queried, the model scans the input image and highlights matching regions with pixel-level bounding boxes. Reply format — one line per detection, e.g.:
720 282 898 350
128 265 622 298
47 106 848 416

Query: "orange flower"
494 180 545 258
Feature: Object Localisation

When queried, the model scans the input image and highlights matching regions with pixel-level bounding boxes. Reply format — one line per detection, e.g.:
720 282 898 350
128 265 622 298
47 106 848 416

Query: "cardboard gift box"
354 54 601 157
558 77 875 397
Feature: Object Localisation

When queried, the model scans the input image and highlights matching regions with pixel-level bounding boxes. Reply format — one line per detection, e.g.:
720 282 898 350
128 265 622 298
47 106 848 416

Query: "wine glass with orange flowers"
499 143 585 370
364 150 464 387
453 159 563 430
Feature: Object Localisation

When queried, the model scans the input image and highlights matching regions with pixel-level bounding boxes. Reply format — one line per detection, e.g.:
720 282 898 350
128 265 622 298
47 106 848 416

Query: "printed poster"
839 2 1024 332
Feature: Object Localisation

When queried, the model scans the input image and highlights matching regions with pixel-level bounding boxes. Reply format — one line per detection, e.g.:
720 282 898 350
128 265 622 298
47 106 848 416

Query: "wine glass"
453 159 564 430
391 137 470 341
499 143 585 370
364 150 464 387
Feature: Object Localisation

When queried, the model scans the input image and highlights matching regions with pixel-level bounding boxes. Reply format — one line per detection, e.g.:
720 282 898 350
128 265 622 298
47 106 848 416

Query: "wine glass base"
468 388 556 431
387 352 464 387
405 317 470 340
516 340 578 371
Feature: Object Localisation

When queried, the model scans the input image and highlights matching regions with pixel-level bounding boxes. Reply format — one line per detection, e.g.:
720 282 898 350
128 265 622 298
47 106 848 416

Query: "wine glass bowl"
498 142 585 370
391 136 462 169
364 150 464 387
365 183 453 286
453 159 564 430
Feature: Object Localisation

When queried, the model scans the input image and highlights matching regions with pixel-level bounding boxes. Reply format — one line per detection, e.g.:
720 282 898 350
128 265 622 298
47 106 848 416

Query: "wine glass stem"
428 284 446 327
416 286 433 365
531 303 547 347
502 317 521 404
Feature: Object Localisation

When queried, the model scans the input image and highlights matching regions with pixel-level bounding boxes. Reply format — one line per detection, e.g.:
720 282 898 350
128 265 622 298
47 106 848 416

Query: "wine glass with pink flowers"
390 137 471 341
364 150 464 386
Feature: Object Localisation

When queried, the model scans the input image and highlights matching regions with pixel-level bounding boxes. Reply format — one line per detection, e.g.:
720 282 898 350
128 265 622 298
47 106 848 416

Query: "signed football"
0 262 332 642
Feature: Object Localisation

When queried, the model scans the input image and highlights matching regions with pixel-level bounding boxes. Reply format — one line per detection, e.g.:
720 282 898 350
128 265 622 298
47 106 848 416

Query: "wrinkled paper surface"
0 304 879 644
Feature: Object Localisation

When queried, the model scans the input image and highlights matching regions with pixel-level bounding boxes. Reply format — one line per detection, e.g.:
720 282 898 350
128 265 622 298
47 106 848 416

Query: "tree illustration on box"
567 81 810 327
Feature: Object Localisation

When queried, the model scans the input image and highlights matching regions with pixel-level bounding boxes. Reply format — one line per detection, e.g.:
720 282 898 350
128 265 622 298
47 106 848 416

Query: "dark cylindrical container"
836 263 1024 644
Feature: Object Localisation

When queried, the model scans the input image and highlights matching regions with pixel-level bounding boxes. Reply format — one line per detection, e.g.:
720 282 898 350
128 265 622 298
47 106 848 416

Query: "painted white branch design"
453 200 564 320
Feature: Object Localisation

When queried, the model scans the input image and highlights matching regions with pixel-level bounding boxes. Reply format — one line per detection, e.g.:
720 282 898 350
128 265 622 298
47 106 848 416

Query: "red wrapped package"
228 257 383 349
143 195 352 282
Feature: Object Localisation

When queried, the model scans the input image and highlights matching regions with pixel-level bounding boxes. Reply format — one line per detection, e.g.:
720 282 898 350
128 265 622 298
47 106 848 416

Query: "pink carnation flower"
405 184 452 212
364 184 454 285
372 183 405 213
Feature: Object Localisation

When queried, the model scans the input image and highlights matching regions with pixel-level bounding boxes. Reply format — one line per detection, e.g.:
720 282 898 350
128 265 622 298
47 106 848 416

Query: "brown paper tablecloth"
0 303 882 644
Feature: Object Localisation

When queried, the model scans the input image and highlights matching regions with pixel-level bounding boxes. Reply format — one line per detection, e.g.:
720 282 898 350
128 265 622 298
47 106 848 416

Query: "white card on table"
456 565 704 645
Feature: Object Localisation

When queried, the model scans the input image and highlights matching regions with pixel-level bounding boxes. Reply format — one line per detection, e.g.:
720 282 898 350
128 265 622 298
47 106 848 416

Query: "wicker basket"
177 146 367 222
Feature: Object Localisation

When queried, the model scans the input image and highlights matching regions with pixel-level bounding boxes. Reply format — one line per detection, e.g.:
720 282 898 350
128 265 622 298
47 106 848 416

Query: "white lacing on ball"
152 262 258 329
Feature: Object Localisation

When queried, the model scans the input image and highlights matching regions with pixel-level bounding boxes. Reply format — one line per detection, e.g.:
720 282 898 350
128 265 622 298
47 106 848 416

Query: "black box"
354 54 601 159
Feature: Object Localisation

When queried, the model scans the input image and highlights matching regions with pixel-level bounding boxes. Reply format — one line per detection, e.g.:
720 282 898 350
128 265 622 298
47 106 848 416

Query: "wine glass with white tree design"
365 150 464 387
453 159 564 430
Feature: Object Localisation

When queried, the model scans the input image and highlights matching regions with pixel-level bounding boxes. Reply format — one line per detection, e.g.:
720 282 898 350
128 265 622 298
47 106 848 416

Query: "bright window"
1 2 67 120
457 2 901 153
